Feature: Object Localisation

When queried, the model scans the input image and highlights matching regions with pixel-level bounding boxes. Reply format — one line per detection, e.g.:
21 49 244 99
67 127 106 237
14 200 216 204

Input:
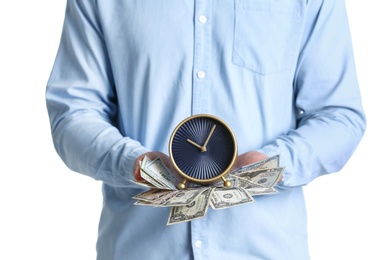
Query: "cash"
167 188 214 225
210 187 254 210
134 187 209 207
230 154 280 174
139 157 180 190
132 155 283 225
230 177 278 196
235 167 285 188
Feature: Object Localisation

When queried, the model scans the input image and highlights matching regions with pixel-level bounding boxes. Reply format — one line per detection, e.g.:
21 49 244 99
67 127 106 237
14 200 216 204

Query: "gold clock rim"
168 114 238 184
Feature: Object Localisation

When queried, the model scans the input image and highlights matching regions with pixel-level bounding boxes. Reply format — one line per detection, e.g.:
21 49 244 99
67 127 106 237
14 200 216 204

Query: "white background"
0 1 388 259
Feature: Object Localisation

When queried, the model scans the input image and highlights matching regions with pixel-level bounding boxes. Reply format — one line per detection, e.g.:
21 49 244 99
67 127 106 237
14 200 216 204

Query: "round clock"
169 114 237 189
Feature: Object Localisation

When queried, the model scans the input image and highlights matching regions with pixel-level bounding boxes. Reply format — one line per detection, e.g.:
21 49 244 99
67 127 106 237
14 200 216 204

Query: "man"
46 0 366 259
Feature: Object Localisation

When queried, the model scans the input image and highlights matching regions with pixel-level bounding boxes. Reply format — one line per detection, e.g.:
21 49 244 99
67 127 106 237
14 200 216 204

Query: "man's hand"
133 151 173 181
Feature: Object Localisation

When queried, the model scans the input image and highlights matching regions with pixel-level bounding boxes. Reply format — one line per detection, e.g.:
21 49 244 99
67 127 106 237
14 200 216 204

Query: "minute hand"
201 124 216 152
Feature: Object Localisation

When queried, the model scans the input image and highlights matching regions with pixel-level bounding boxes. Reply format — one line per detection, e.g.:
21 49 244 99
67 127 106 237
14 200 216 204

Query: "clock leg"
221 176 232 188
177 179 187 190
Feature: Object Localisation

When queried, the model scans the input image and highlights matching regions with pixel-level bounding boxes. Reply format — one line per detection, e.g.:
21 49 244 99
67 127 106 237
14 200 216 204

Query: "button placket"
192 0 212 115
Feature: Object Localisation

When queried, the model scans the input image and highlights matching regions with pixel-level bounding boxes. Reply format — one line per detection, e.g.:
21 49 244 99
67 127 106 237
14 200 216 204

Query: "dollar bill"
235 167 284 188
144 157 180 190
161 187 209 207
230 154 280 175
139 156 179 190
134 200 156 206
210 187 254 210
130 179 156 189
133 187 209 207
167 187 214 225
140 169 168 190
133 188 174 204
140 157 170 189
245 186 277 196
234 177 278 196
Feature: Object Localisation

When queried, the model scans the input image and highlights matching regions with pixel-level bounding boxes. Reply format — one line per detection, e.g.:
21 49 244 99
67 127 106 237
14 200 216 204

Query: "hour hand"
187 139 204 151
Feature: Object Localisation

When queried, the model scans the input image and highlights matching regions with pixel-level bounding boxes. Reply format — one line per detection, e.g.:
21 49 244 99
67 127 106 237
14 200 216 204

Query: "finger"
133 163 142 181
278 174 283 183
133 156 145 181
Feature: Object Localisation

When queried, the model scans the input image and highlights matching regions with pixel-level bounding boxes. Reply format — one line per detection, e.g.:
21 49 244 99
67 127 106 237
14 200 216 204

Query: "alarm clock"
169 114 237 189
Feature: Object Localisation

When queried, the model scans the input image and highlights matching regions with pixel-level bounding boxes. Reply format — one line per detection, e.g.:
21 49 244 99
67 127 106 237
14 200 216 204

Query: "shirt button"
199 15 207 24
195 240 202 248
197 71 206 79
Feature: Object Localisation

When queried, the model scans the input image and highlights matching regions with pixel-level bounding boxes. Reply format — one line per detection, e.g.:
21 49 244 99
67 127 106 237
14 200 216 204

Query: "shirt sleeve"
46 0 149 187
259 0 366 188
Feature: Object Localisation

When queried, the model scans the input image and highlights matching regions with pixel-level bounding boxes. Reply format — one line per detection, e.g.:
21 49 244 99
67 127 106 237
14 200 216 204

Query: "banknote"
230 176 277 196
131 157 168 189
210 187 254 210
161 187 209 207
144 157 180 190
230 154 280 175
231 177 278 196
130 179 156 189
140 170 168 190
133 188 174 204
235 167 284 188
134 199 157 206
140 157 170 190
133 187 209 207
167 187 214 225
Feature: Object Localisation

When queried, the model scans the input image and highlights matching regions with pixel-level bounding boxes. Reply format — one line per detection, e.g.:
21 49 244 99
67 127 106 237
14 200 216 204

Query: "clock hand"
187 139 203 150
201 124 216 152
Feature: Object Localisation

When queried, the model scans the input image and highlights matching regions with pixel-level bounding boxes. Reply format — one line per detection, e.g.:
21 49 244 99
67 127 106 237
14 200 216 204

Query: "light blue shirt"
46 0 366 259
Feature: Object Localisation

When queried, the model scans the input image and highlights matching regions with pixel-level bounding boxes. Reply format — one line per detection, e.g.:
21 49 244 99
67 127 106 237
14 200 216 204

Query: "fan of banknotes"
131 155 284 225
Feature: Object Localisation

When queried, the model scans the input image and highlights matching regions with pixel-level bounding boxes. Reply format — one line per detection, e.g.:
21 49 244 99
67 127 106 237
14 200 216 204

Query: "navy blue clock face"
170 115 236 181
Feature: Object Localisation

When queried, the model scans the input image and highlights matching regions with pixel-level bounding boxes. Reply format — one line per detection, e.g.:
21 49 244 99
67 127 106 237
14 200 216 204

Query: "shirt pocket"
233 0 302 75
